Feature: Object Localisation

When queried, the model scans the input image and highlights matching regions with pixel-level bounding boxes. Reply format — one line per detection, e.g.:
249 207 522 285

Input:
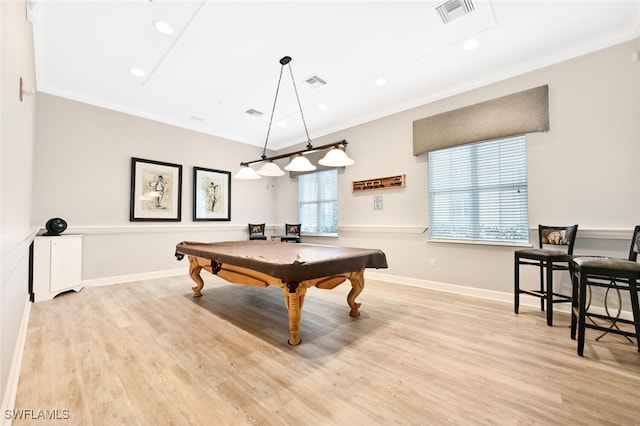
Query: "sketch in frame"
130 157 182 221
193 167 231 221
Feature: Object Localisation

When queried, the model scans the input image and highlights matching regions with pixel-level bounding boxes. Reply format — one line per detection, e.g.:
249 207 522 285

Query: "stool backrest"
538 224 578 254
628 225 640 262
285 223 301 236
248 223 265 235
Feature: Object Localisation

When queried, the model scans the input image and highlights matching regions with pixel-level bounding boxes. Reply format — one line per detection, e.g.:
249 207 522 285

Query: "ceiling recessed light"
463 38 480 51
153 20 174 35
318 103 327 110
375 78 387 87
129 67 145 77
278 120 287 127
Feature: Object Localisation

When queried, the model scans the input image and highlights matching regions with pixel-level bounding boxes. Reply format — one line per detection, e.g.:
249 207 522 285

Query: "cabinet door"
49 237 82 293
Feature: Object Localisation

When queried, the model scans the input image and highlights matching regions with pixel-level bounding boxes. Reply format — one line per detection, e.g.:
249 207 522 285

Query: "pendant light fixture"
319 145 355 167
234 56 354 179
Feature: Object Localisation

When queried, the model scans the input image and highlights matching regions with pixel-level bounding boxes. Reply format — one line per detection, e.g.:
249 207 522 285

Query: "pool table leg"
188 256 205 297
283 283 307 345
347 270 365 317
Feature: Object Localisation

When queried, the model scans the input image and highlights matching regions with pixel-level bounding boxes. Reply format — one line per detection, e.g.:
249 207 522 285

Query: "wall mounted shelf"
352 174 405 192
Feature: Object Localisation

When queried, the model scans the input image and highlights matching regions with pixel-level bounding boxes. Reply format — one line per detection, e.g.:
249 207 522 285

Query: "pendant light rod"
261 57 287 160
240 140 348 167
260 55 313 160
286 57 312 149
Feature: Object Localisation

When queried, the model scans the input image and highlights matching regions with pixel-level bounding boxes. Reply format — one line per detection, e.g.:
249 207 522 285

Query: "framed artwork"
130 157 182 221
193 167 231 221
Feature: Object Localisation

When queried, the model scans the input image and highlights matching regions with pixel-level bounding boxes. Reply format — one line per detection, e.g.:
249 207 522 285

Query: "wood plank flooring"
12 274 640 425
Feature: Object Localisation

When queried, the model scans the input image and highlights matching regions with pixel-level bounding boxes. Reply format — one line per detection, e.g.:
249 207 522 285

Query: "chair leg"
628 277 640 352
514 254 520 314
577 273 588 356
546 260 554 326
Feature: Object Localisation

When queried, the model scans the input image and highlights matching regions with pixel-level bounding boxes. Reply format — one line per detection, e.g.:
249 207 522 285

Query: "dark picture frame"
193 167 231 221
130 157 182 221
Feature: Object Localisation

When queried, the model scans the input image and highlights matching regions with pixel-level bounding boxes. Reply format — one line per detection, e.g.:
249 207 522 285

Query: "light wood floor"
13 274 640 425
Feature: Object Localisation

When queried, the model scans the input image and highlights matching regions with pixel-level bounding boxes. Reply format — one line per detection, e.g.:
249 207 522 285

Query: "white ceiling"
31 0 640 150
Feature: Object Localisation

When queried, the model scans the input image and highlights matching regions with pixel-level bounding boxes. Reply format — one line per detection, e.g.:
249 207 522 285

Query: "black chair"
248 223 267 241
570 226 640 356
514 224 578 326
280 224 301 243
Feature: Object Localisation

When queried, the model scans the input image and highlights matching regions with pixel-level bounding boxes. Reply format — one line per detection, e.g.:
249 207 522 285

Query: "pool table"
175 240 388 345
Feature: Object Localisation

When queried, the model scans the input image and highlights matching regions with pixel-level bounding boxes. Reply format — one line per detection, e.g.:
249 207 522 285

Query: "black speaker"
43 217 67 236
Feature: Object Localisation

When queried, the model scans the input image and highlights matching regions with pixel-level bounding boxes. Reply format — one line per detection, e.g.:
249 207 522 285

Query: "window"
298 169 338 235
428 135 529 243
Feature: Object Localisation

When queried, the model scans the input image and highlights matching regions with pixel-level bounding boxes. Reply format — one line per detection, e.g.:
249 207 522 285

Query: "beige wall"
1 0 37 413
31 39 640 293
32 95 279 279
275 38 640 295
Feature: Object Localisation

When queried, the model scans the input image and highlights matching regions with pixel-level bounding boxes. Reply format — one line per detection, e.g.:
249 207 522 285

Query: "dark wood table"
175 240 388 345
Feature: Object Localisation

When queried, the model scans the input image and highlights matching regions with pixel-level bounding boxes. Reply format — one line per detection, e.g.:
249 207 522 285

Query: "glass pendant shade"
256 161 285 176
234 165 261 179
284 154 316 172
318 146 355 167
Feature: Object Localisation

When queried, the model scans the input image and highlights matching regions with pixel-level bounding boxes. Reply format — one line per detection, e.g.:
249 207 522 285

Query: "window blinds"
428 135 529 243
298 169 338 234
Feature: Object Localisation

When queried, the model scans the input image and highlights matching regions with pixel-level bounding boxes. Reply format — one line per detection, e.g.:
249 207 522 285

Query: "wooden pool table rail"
179 254 365 345
174 240 388 345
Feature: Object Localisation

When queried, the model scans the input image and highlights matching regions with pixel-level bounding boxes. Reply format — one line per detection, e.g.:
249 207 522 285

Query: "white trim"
576 229 632 240
366 271 513 302
82 268 186 287
67 224 245 235
1 299 31 426
64 225 633 240
365 271 634 321
339 225 427 234
428 238 533 248
83 268 633 321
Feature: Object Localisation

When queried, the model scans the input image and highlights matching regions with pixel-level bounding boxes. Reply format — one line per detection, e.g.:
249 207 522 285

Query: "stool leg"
628 277 640 352
539 260 545 312
570 268 579 340
546 260 554 326
514 253 520 314
577 273 588 356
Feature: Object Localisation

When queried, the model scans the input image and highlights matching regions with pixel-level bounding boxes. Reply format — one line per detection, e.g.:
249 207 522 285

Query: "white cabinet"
32 234 83 302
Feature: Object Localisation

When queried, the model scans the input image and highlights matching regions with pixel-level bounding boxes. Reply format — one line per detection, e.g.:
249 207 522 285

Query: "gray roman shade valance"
413 85 549 156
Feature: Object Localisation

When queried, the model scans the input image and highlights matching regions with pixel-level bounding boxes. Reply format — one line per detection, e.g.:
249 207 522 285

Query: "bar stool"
514 224 578 326
248 223 267 241
570 226 640 356
280 224 301 243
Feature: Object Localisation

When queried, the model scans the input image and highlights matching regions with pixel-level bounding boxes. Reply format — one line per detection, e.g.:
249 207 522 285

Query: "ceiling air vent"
435 0 475 24
245 109 263 117
302 75 327 90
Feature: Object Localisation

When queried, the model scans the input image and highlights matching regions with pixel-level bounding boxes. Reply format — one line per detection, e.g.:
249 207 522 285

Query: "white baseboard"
1 299 32 426
82 268 186 287
85 269 633 321
366 271 634 321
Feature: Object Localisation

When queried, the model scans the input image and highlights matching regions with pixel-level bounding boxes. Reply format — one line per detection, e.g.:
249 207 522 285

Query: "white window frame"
298 169 338 236
428 135 529 244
